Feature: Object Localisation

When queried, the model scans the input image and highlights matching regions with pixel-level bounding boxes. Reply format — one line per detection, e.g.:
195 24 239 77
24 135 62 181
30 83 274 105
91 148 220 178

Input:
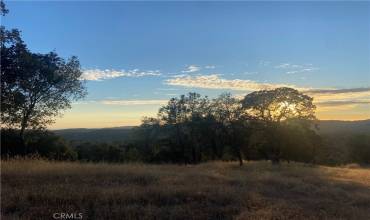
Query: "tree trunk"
19 119 27 155
20 107 33 155
192 146 196 164
237 147 243 166
271 154 280 165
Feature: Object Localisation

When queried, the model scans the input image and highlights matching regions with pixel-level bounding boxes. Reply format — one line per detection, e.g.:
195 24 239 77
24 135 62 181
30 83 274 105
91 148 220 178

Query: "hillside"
53 126 134 143
317 119 370 135
53 120 370 143
2 160 370 219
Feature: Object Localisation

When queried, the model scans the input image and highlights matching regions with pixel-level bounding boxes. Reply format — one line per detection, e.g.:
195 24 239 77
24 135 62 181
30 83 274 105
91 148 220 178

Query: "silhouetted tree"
1 30 86 152
0 0 8 16
212 93 250 166
348 134 370 164
1 2 87 153
242 87 317 164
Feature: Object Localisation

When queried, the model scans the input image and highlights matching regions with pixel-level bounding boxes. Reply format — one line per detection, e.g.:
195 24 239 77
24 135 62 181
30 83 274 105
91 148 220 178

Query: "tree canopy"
1 3 86 148
242 87 316 123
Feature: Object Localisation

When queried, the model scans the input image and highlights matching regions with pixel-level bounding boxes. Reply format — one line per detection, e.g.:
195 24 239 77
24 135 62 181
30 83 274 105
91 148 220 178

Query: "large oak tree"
241 87 317 164
1 3 86 148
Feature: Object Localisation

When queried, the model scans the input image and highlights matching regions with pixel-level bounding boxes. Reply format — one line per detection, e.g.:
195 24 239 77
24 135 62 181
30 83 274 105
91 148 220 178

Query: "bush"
348 134 370 164
1 129 77 160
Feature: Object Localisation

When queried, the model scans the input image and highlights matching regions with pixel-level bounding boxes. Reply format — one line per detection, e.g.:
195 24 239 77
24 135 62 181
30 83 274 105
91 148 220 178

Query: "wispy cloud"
205 65 216 69
182 65 201 73
306 88 370 113
165 74 299 91
165 74 370 113
243 71 258 75
275 63 318 74
259 60 271 66
275 63 305 69
316 100 370 107
306 88 370 102
286 68 317 74
156 88 179 91
315 100 370 112
100 100 168 106
306 88 370 95
81 69 161 81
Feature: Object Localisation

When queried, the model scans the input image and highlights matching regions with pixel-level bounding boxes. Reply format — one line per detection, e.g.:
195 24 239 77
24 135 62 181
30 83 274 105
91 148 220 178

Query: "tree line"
130 90 320 165
1 1 369 165
3 90 369 165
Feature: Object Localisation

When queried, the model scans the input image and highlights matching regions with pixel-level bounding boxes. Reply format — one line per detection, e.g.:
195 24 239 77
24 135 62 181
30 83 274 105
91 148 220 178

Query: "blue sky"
3 1 370 128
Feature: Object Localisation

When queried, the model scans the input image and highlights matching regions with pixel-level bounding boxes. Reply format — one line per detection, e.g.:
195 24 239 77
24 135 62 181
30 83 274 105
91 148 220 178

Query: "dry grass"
1 159 370 220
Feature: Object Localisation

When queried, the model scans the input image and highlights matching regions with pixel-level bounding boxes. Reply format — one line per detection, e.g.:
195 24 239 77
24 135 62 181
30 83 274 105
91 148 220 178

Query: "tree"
213 93 250 166
1 0 8 16
242 87 316 123
241 87 317 164
158 96 189 163
157 93 215 164
348 134 370 164
1 6 87 150
1 51 86 144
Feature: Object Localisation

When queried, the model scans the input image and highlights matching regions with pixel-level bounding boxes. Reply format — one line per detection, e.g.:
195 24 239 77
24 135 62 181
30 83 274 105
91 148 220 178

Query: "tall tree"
158 93 212 164
1 4 87 149
241 87 317 164
158 96 189 163
1 51 87 144
213 93 250 166
0 0 8 16
242 87 316 123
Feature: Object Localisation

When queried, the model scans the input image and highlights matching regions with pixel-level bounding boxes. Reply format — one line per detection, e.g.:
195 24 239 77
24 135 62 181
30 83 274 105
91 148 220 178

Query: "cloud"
306 88 370 94
165 74 299 91
243 71 258 75
182 65 201 73
274 63 317 74
205 65 216 69
81 69 161 81
316 100 370 107
286 68 317 74
100 99 168 106
315 100 370 112
259 60 271 66
275 63 305 69
308 88 370 112
156 88 179 91
305 88 370 103
165 74 370 113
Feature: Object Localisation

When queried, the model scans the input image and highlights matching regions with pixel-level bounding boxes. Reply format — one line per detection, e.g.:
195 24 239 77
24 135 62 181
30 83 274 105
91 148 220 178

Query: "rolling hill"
53 120 370 143
53 126 135 143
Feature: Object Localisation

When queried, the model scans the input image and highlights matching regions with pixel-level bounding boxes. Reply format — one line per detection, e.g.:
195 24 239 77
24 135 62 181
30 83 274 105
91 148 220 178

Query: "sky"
3 1 370 129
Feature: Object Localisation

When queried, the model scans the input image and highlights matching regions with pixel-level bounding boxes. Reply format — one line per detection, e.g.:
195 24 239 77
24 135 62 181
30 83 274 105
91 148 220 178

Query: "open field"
1 160 370 220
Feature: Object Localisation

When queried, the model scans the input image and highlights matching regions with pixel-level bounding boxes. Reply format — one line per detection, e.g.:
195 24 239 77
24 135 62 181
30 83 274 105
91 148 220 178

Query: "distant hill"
53 120 370 143
53 126 135 143
317 119 370 135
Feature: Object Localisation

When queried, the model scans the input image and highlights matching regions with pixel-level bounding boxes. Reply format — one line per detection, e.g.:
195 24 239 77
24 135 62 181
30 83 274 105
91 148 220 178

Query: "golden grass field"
1 160 370 220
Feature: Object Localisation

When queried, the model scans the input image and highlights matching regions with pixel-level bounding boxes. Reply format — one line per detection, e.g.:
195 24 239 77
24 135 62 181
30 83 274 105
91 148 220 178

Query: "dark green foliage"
2 87 369 165
54 127 133 143
26 131 77 160
74 142 142 163
1 129 76 160
241 88 317 164
1 6 86 148
0 0 8 15
1 129 24 156
348 134 370 164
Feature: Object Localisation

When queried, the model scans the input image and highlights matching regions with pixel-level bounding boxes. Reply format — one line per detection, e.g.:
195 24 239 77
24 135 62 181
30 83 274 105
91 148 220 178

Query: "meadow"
2 159 370 220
